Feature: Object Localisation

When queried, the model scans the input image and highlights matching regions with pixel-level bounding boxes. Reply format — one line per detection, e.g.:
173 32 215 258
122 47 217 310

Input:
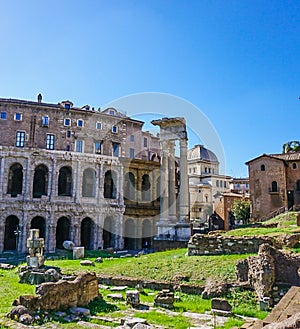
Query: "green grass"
46 249 250 285
134 310 191 329
225 211 300 237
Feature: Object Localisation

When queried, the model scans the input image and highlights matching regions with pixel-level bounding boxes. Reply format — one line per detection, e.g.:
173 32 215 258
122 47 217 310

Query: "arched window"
293 163 298 169
4 215 19 251
33 165 48 198
56 217 70 248
7 163 23 196
271 181 278 192
58 166 72 196
31 216 46 239
104 170 117 199
261 164 265 171
296 180 300 191
124 172 135 201
82 168 96 197
142 174 151 201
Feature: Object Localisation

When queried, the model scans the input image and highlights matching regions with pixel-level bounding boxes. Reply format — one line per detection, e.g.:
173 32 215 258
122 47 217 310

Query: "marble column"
168 141 177 222
179 138 189 222
160 140 169 222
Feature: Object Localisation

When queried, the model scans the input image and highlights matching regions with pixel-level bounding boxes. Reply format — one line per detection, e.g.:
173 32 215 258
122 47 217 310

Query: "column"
160 140 169 222
168 141 177 222
179 138 189 222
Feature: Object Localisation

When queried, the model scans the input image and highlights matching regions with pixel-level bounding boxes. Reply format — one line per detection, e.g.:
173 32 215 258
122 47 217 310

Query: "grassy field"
2 211 298 328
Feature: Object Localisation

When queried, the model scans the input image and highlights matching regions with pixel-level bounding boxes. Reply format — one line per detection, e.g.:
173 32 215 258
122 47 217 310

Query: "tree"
231 199 250 224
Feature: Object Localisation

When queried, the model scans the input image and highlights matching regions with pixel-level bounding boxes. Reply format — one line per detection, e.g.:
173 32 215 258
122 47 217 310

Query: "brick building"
246 152 300 221
0 95 160 253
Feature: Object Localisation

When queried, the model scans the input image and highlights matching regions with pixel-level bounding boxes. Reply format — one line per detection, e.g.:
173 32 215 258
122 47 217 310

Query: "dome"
187 145 219 162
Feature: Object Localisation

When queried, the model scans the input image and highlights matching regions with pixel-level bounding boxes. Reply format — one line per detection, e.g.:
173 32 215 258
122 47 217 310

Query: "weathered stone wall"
18 272 99 311
188 234 276 256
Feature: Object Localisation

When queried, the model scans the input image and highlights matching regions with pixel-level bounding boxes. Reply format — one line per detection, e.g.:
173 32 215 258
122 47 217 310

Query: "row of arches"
7 163 118 199
124 172 160 202
3 215 154 252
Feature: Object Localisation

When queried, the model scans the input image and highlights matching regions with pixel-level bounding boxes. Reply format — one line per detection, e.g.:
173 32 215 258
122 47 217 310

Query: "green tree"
231 199 250 224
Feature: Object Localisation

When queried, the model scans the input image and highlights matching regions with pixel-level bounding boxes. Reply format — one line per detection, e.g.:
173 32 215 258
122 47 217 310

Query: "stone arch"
56 216 71 248
33 164 48 198
142 219 153 248
124 172 136 201
31 216 46 239
82 168 96 197
4 215 20 251
103 216 115 249
104 170 117 199
81 217 94 250
7 163 23 196
124 218 136 250
58 166 72 196
142 174 151 201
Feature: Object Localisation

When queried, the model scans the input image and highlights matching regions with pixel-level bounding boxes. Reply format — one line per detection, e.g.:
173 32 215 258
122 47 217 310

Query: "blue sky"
0 0 299 177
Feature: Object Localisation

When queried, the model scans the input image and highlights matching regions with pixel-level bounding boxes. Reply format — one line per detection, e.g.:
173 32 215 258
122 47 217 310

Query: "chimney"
37 93 42 103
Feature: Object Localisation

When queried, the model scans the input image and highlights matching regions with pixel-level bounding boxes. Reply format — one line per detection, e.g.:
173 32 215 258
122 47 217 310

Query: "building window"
66 130 71 138
130 135 134 142
130 148 135 158
144 137 148 148
64 118 71 126
65 103 71 109
46 134 55 150
193 167 196 173
261 164 265 171
205 195 208 202
96 122 102 130
293 163 297 169
0 112 7 120
16 131 25 147
66 145 70 151
14 113 22 121
189 168 191 174
208 168 211 173
109 109 115 116
42 116 49 127
205 167 208 173
216 180 219 187
76 140 83 153
112 125 118 133
112 143 119 157
77 119 84 127
271 181 278 193
95 141 102 154
220 181 223 187
246 183 249 188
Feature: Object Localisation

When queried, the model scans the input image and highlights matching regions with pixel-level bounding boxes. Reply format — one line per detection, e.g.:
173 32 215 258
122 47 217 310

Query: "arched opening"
296 179 300 191
82 168 96 197
261 164 265 171
30 216 46 239
124 218 136 250
81 217 94 250
103 217 114 249
142 219 152 248
124 172 136 201
56 217 70 248
33 165 48 198
104 170 117 199
271 181 278 192
142 174 151 201
7 163 23 197
58 166 72 196
4 215 19 251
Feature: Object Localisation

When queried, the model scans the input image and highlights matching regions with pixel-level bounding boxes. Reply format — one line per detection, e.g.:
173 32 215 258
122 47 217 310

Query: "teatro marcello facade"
0 95 161 253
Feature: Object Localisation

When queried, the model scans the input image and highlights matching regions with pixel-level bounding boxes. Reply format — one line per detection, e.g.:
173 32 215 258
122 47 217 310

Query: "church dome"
187 144 219 162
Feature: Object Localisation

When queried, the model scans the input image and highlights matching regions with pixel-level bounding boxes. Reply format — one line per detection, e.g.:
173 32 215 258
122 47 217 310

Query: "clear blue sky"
1 0 299 177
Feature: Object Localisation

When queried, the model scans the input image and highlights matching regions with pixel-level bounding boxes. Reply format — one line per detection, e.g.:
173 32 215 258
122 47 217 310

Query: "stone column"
160 140 169 221
179 138 189 223
168 141 177 222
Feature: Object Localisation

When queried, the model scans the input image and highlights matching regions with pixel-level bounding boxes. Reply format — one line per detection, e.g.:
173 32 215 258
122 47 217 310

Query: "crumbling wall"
18 272 99 311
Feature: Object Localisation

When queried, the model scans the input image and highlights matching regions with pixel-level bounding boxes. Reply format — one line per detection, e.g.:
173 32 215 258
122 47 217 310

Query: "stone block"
73 247 85 259
126 290 140 307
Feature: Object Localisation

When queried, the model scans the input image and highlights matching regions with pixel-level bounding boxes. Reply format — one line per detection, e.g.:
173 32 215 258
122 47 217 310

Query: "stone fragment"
95 257 103 263
44 268 60 282
154 289 174 309
73 247 85 259
107 293 124 301
211 298 232 313
202 278 228 299
111 286 128 291
80 260 95 266
7 305 29 320
19 313 33 325
70 307 91 316
126 290 140 307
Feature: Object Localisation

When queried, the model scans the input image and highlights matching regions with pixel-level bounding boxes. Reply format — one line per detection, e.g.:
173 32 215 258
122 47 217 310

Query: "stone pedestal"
26 229 44 268
126 290 140 307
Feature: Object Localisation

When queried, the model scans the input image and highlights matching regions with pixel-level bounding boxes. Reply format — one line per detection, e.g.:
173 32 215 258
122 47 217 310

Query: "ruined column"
168 140 177 222
179 138 189 222
160 140 170 222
